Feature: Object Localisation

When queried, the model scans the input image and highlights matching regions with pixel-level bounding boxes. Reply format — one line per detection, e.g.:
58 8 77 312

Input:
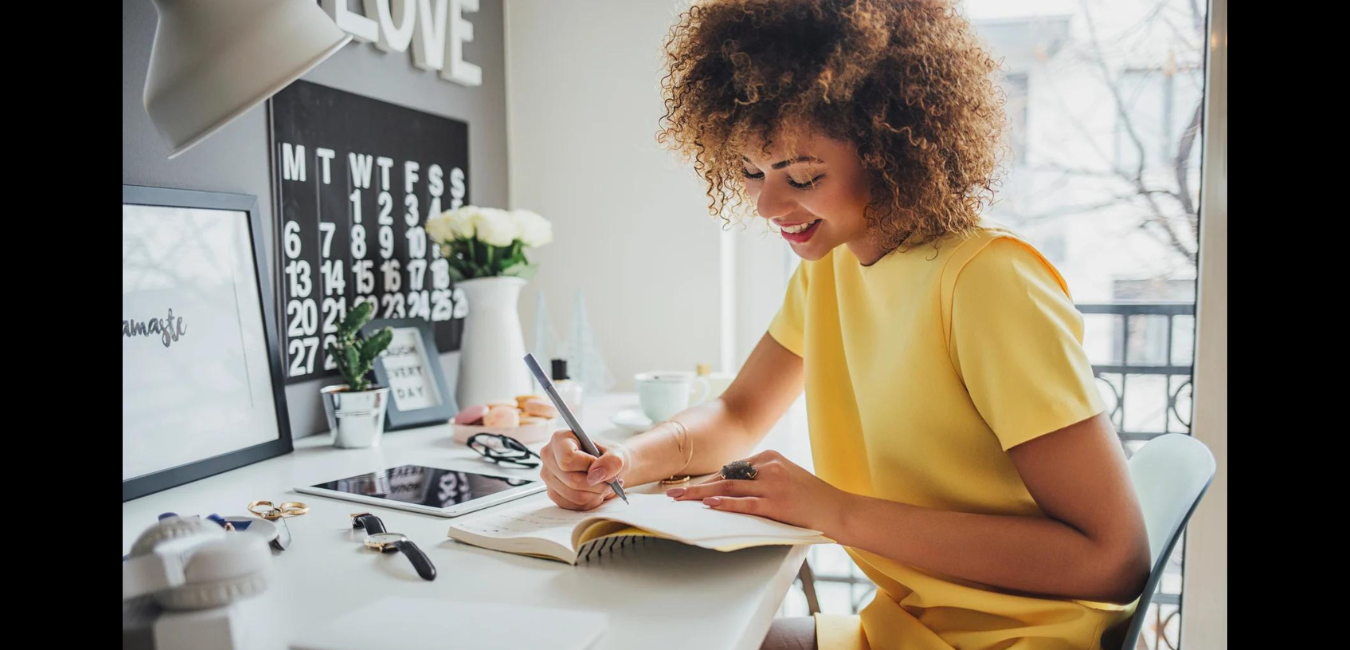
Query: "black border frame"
362 318 459 430
122 185 294 502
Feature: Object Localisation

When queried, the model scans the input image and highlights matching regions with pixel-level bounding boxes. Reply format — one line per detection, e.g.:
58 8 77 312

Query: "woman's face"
739 132 877 263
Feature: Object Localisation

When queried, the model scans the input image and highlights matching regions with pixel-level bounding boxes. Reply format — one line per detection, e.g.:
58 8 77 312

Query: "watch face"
365 532 408 547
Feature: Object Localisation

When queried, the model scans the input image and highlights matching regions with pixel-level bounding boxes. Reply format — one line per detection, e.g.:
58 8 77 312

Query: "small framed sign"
362 318 458 430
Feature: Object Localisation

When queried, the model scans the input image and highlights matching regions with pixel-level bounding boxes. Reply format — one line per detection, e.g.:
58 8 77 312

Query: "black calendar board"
269 80 468 384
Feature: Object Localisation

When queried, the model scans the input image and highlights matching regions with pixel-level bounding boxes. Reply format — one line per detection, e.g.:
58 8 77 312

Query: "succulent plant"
325 301 392 392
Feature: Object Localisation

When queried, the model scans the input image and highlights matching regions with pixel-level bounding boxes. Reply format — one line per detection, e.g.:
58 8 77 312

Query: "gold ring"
279 501 309 517
248 500 283 520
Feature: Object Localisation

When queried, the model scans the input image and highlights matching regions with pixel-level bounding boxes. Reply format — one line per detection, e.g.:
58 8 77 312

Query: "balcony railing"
1078 302 1196 447
785 302 1196 650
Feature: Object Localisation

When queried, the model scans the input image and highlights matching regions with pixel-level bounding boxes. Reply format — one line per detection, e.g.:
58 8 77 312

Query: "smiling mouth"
777 219 822 243
779 220 820 234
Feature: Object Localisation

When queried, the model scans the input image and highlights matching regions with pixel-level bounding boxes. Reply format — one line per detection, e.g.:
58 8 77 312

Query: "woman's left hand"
666 450 849 536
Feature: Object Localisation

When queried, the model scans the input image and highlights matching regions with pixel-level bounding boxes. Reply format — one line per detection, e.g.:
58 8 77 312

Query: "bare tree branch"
1080 0 1150 187
1061 0 1200 264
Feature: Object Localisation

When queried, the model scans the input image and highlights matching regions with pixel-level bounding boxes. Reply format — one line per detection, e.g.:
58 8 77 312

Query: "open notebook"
447 492 832 564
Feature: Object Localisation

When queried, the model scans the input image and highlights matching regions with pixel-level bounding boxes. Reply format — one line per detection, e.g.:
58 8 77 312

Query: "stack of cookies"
451 394 560 444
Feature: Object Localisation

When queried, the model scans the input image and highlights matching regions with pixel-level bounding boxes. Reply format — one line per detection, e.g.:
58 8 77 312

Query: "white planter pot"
455 276 532 409
321 385 391 449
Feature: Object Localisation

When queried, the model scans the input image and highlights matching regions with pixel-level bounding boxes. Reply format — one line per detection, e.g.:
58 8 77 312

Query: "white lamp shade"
143 0 352 159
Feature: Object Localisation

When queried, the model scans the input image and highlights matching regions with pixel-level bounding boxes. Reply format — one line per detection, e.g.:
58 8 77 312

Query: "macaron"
483 406 520 428
453 404 489 425
486 399 517 410
519 415 546 426
515 394 545 410
522 398 558 419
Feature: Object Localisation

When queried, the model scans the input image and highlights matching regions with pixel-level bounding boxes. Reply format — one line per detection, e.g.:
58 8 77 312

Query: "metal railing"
1078 302 1196 445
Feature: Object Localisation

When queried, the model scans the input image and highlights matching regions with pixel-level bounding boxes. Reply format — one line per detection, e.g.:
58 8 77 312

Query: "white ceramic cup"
635 371 710 423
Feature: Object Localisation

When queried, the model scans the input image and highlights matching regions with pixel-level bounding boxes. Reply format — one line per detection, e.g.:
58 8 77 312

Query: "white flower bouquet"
425 206 552 280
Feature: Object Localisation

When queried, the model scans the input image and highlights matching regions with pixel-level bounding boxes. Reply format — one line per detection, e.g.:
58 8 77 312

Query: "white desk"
122 393 814 650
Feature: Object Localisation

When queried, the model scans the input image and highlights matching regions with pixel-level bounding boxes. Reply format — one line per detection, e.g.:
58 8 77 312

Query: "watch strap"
270 517 292 551
353 513 387 534
392 539 437 581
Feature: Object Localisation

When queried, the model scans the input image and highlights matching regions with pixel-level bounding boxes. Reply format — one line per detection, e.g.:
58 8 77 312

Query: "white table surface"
123 393 814 650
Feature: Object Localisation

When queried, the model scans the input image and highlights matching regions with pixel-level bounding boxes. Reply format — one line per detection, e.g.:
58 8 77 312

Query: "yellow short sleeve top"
768 228 1132 650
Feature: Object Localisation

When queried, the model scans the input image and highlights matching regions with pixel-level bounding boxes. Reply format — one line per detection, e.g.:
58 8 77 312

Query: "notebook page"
449 495 594 551
601 493 825 542
450 492 827 551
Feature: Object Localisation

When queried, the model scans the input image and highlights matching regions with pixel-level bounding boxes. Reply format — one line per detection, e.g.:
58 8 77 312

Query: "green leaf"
501 262 539 280
340 301 374 336
361 327 393 364
344 346 362 387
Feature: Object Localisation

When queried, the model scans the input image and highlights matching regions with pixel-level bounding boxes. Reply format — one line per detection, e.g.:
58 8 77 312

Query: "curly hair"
658 0 1005 251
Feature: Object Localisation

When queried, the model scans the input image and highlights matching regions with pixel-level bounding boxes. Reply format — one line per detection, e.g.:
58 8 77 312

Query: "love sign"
323 0 483 87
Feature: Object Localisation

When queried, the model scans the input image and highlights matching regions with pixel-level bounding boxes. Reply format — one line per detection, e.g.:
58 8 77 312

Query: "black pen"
523 354 629 504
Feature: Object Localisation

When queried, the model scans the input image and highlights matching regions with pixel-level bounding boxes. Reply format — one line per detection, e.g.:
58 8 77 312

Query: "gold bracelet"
659 420 694 486
248 500 282 520
248 499 310 520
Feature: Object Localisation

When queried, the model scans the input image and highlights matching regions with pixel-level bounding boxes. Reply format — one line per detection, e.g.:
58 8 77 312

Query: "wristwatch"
350 512 436 581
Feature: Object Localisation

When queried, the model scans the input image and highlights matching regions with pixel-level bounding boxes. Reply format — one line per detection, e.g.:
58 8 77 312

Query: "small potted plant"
319 301 394 448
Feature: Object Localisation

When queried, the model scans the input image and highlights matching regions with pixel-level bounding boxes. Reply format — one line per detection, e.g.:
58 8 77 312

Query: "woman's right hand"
539 429 631 510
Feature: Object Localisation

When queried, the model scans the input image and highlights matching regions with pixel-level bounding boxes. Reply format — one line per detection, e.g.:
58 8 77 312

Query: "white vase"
455 276 533 410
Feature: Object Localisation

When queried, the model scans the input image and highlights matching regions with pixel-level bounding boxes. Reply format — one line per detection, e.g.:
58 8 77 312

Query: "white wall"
732 221 797 370
124 0 510 437
505 0 723 390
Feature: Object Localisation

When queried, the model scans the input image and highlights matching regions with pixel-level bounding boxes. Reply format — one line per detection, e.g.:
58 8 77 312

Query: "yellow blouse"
768 228 1134 650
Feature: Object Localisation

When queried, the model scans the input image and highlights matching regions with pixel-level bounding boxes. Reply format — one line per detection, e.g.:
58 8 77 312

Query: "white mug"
635 371 709 423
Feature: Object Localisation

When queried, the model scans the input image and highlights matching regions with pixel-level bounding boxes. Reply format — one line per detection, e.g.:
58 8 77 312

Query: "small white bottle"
552 358 584 413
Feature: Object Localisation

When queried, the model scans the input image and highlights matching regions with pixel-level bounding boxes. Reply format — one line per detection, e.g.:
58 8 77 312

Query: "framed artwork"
363 318 458 430
123 185 293 501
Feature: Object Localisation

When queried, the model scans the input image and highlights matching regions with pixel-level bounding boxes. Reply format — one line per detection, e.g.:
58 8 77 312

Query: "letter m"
282 143 306 182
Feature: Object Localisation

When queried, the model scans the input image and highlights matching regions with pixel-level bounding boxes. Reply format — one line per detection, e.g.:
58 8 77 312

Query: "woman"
539 1 1150 649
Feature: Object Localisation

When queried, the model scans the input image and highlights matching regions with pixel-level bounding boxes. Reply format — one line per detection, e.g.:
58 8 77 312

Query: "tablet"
295 464 546 518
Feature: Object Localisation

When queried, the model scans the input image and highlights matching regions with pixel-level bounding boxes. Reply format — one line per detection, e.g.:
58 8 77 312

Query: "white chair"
1108 433 1217 650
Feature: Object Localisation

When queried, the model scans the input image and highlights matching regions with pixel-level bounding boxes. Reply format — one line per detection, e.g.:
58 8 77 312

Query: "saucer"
610 408 653 433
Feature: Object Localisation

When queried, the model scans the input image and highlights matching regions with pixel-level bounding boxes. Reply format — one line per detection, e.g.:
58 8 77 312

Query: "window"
1115 65 1205 174
1003 71 1030 166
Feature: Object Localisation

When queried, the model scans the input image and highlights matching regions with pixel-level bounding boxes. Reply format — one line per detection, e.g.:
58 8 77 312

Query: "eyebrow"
743 155 824 170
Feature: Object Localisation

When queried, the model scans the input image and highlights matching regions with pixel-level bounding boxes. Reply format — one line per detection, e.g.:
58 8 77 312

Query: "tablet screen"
310 465 538 508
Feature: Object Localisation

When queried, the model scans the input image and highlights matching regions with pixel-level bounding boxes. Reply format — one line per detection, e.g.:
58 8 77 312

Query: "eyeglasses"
467 433 542 469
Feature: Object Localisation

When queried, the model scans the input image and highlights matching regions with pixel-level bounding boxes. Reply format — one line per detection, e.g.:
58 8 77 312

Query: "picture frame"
362 318 459 430
123 185 293 502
